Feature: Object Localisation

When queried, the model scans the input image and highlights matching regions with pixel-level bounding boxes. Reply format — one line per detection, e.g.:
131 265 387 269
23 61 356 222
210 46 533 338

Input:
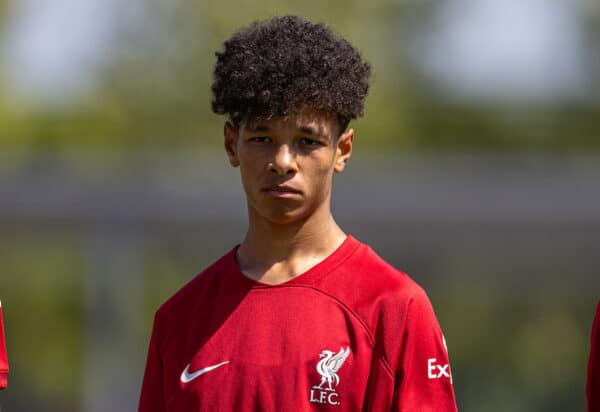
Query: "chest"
161 288 380 411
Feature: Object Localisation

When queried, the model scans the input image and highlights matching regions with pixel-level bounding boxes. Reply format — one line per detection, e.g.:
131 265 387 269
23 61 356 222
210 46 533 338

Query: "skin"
224 110 354 285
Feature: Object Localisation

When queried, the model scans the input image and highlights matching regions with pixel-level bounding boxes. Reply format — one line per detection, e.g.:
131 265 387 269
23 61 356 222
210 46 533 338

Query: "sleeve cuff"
0 372 7 389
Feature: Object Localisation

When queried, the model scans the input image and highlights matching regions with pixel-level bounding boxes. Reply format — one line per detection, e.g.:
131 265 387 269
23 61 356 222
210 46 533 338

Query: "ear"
334 128 353 173
224 121 240 167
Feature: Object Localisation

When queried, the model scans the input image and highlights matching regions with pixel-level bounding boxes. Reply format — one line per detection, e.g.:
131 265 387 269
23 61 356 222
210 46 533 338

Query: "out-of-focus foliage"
1 0 599 153
433 284 591 411
1 233 83 412
0 0 7 26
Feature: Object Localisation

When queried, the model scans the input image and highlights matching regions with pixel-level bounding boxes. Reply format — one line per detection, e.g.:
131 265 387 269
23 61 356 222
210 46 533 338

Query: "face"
224 111 353 225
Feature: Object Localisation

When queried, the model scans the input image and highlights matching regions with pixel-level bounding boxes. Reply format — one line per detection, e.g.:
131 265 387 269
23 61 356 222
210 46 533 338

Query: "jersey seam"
395 295 414 397
251 283 396 380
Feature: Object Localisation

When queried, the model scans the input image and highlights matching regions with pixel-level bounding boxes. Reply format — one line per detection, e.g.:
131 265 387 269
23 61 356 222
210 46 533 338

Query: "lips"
262 184 302 196
265 185 301 193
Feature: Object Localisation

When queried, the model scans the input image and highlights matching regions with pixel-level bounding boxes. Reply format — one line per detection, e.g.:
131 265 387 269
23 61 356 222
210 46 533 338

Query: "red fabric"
0 302 8 390
589 301 600 412
139 236 457 411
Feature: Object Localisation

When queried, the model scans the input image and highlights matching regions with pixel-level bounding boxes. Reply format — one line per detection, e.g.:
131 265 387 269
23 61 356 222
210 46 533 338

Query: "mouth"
261 184 302 198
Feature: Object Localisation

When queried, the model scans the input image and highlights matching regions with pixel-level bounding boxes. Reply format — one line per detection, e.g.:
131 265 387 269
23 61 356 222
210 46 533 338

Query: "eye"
249 136 272 143
299 137 322 146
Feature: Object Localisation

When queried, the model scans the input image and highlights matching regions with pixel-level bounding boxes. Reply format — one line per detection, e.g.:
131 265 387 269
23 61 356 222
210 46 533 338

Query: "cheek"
304 158 335 193
313 152 337 176
238 144 276 169
236 157 261 195
239 164 262 196
238 148 265 175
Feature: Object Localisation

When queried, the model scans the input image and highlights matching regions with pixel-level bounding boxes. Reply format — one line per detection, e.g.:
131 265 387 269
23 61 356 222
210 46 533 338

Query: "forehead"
243 111 340 135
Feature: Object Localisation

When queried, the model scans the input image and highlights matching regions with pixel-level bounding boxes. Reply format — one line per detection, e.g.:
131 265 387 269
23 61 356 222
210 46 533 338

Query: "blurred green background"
1 0 599 411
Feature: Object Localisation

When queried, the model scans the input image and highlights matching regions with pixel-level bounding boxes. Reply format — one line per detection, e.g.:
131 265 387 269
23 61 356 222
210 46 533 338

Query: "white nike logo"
180 361 230 383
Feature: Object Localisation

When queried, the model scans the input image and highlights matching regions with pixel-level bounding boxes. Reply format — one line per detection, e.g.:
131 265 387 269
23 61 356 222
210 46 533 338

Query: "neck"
236 203 346 284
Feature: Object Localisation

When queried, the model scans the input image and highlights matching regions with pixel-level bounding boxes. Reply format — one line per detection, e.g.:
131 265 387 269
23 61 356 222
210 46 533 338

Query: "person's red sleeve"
0 300 9 390
588 301 600 412
139 312 166 412
392 288 457 411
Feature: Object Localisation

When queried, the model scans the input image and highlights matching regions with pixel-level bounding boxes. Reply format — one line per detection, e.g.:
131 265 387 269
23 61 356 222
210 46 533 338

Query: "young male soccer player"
139 15 457 411
588 301 600 412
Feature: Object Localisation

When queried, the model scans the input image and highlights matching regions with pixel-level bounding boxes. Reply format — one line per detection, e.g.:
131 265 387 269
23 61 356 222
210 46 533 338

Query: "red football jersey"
589 301 600 412
139 236 457 411
0 299 8 390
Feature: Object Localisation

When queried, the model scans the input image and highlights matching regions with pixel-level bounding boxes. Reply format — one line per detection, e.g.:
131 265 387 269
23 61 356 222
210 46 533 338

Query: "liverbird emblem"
314 347 350 391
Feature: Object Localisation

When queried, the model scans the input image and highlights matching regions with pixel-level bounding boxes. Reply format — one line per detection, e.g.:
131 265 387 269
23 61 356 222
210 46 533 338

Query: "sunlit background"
1 0 599 411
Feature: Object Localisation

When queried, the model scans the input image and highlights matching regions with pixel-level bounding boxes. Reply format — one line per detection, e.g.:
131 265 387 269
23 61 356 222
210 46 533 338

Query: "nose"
268 144 297 176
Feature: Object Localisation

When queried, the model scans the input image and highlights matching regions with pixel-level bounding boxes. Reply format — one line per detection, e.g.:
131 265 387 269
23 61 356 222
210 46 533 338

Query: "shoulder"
317 236 434 332
337 238 448 377
154 247 237 322
337 237 441 327
341 238 426 303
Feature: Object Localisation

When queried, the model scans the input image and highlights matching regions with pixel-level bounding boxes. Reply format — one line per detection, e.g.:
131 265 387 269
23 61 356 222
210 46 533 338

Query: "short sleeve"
392 288 457 412
139 312 166 412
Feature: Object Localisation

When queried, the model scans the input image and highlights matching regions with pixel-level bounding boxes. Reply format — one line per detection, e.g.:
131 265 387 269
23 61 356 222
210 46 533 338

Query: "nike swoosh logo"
180 361 229 383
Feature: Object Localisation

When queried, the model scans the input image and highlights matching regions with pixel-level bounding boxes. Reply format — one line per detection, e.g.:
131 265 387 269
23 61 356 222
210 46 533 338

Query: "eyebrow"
246 125 271 132
246 124 323 136
298 126 322 136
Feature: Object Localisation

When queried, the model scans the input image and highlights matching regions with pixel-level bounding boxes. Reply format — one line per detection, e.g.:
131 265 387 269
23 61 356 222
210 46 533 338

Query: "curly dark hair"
211 15 371 130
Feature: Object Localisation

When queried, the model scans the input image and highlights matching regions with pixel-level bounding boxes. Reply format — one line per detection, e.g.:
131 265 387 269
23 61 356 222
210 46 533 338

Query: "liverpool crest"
309 347 350 406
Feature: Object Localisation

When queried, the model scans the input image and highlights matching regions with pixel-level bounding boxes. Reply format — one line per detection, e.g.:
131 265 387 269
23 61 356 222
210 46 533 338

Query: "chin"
248 197 323 226
264 210 307 226
257 204 314 226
